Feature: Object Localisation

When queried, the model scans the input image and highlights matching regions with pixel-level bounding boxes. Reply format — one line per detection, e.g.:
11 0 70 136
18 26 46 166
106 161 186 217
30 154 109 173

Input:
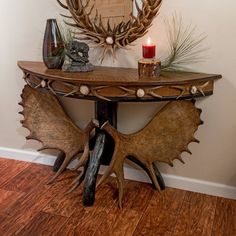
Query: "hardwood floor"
0 157 235 236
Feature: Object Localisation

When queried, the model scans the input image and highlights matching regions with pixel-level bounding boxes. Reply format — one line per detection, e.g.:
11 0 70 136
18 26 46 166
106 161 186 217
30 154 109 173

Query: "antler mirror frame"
57 0 163 61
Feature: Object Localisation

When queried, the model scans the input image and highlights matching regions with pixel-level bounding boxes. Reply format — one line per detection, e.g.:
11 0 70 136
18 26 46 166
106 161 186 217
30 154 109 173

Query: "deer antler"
57 0 162 61
19 85 99 184
98 100 203 208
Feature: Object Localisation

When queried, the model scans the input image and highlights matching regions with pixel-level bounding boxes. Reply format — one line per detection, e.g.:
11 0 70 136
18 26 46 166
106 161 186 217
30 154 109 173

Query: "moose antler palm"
19 85 99 184
98 100 203 208
57 0 162 61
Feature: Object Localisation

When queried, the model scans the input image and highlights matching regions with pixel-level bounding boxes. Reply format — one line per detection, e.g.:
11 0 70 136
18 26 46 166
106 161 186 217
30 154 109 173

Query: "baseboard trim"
1 147 236 200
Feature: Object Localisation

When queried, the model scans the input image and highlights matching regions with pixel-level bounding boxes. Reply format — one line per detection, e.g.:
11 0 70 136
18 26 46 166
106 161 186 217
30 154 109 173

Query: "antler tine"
71 119 99 171
100 47 108 63
95 123 115 182
94 9 99 22
60 14 73 19
63 21 78 28
48 119 99 185
101 121 121 140
119 0 162 46
57 0 68 9
135 0 142 15
97 156 115 187
97 100 201 207
107 19 112 32
147 163 161 192
87 3 95 16
58 0 163 60
84 0 91 9
66 171 84 194
98 15 107 34
114 167 125 208
47 153 77 184
151 0 163 9
71 0 79 10
71 144 90 171
65 159 89 194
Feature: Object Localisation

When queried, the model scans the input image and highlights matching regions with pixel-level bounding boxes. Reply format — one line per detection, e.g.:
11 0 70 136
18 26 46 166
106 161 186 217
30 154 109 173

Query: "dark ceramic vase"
43 19 64 69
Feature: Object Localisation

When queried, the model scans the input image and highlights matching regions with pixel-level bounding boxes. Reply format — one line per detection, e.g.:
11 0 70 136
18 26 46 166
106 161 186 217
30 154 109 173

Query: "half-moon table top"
18 61 222 102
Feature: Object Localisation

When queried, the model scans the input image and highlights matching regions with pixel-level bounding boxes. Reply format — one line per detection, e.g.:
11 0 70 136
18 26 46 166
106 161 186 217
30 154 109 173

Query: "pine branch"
161 13 208 72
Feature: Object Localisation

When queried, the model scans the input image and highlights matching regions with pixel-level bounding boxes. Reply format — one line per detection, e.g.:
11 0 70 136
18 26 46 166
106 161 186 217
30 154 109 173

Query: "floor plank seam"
0 162 31 189
130 190 155 235
209 196 218 236
169 191 188 236
0 159 235 236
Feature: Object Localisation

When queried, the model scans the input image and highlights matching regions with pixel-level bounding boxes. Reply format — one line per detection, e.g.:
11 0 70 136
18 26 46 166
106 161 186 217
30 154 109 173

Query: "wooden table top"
18 61 221 86
18 61 222 102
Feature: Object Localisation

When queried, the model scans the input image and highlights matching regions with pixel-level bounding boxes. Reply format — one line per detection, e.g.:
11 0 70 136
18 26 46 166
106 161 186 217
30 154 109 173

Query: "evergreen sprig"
161 14 208 71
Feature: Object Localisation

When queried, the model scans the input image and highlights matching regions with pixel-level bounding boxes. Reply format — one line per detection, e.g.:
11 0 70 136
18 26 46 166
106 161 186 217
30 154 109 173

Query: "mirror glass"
86 0 142 26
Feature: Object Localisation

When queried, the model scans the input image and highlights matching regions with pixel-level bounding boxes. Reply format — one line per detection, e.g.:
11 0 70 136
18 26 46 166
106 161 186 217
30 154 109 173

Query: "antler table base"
18 61 221 208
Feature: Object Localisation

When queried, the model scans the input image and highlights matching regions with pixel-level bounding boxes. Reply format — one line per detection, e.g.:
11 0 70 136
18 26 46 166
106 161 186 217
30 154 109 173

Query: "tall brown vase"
43 19 64 69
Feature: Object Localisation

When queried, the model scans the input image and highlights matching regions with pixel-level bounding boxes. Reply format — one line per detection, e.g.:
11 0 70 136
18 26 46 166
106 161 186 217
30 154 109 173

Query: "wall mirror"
57 0 162 61
88 0 134 26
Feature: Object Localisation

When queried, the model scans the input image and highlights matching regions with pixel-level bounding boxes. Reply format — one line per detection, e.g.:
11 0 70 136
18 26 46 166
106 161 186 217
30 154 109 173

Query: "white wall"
0 0 236 189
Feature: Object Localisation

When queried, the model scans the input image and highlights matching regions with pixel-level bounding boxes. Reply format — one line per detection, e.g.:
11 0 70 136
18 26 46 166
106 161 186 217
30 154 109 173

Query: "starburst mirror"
57 0 162 61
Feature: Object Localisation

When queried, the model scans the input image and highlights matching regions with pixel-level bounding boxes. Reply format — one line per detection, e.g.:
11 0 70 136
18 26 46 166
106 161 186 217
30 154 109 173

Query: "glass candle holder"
142 38 156 59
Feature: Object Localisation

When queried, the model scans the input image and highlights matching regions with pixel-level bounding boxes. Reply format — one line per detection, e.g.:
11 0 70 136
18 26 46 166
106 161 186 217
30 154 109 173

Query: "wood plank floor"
0 157 235 236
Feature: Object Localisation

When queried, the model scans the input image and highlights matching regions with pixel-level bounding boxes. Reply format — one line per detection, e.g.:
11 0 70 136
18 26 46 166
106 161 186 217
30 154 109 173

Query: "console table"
18 61 221 207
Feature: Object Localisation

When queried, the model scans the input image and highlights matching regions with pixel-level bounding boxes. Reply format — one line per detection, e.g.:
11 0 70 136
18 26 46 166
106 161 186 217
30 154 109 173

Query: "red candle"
142 38 156 59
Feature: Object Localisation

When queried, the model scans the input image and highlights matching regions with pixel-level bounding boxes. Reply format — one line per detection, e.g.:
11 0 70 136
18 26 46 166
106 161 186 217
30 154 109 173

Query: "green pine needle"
161 13 208 72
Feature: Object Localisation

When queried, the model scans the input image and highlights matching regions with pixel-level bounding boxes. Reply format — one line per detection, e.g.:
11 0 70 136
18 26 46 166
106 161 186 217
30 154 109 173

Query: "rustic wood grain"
133 188 186 236
211 197 236 236
0 189 24 216
2 163 52 193
56 178 117 236
42 173 83 217
43 191 82 218
0 169 74 235
128 182 155 212
0 186 52 235
17 211 67 236
18 61 221 86
138 59 161 78
0 159 234 236
94 180 153 236
18 61 221 102
107 209 142 236
172 192 217 236
0 158 30 186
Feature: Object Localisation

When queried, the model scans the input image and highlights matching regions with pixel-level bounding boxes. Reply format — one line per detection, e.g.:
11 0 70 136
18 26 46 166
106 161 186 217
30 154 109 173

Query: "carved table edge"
23 72 216 102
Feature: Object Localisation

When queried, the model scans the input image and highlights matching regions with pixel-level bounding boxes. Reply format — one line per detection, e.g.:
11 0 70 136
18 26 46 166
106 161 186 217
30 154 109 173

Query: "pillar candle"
142 38 156 59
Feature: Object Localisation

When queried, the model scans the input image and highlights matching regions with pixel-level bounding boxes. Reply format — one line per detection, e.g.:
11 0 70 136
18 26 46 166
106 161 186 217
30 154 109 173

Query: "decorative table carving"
18 61 221 207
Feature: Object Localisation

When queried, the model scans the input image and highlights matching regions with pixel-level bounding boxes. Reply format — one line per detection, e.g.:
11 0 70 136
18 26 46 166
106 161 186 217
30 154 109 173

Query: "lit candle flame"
147 37 151 46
